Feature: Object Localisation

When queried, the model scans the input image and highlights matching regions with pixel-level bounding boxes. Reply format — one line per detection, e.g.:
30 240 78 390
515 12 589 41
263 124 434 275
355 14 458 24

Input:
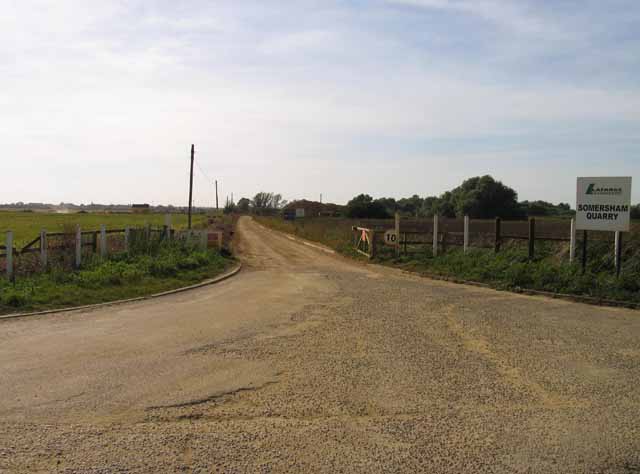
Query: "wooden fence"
353 213 628 274
2 217 227 281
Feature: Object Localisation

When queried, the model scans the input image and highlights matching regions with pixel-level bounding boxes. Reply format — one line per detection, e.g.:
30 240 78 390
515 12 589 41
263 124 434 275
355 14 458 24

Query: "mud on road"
1 216 639 473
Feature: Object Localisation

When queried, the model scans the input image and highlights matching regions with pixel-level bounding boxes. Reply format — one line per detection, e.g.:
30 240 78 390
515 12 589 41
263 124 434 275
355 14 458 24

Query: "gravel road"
1 216 639 473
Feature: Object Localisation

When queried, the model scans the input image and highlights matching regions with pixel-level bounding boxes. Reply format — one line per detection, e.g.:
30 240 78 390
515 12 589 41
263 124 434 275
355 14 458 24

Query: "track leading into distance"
1 216 639 473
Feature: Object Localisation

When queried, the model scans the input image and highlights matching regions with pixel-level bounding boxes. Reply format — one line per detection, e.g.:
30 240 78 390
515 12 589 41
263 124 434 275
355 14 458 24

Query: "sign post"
576 177 631 232
383 229 397 246
576 177 632 275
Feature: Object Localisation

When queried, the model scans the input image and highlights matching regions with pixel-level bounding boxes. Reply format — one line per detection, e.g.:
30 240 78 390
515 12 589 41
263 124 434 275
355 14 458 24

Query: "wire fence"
1 222 228 281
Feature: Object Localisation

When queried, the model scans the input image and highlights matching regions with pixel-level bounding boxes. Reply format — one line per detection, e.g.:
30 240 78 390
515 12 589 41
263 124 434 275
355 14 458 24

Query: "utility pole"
231 193 234 205
215 180 219 210
320 193 322 203
188 144 194 229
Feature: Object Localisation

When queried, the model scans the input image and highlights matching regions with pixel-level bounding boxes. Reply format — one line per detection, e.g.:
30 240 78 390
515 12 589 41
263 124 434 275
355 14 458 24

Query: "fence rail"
2 216 230 281
352 213 628 274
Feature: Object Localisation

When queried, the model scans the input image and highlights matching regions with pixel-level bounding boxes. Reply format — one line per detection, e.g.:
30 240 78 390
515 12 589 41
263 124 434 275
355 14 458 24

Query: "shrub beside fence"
353 213 633 276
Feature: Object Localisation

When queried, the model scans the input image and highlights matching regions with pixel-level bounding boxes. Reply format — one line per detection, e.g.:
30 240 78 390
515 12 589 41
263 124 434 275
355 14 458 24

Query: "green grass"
257 216 640 305
0 211 208 247
0 243 234 315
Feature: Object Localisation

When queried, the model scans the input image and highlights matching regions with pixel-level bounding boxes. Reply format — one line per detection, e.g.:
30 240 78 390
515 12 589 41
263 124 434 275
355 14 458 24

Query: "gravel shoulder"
1 216 639 473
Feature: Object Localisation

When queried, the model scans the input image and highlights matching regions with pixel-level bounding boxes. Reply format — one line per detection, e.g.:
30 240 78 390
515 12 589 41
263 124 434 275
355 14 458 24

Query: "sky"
2 0 640 207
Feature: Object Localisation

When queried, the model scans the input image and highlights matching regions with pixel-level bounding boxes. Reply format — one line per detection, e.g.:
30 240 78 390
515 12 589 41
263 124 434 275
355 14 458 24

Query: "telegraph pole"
188 144 194 229
215 180 219 210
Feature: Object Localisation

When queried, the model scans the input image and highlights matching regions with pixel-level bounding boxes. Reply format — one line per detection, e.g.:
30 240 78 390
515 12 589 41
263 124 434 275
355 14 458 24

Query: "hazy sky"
2 0 639 206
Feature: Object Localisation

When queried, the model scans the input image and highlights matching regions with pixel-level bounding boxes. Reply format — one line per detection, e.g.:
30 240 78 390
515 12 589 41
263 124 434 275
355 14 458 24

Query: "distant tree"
520 200 574 217
631 204 640 220
397 195 423 217
271 194 287 209
346 194 390 219
445 175 523 219
432 191 456 218
252 192 274 210
420 196 439 217
237 198 251 213
223 201 236 214
375 197 398 216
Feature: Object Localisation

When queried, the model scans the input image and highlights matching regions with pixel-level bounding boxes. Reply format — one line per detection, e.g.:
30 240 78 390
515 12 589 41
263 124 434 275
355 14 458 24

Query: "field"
0 211 208 247
256 216 640 305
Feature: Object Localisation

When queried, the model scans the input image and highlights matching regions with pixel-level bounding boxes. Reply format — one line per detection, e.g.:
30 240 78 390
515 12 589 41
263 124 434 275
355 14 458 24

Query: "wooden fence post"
124 226 130 253
6 231 13 281
40 229 47 267
100 224 107 258
569 218 576 263
394 212 400 256
433 215 438 257
494 217 501 253
370 231 377 259
75 225 82 269
528 217 536 259
615 231 622 277
463 215 469 254
581 230 588 274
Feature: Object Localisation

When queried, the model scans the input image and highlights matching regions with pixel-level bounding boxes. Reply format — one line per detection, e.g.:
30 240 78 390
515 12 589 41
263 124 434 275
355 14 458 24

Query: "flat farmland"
0 211 207 246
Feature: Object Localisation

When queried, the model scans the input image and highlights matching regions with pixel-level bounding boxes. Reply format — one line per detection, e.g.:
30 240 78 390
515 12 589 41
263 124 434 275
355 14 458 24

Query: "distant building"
131 203 150 214
282 200 343 219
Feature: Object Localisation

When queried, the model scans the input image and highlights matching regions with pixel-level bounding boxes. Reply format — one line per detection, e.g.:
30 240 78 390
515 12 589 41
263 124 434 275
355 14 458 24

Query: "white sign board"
295 208 305 218
383 229 397 245
576 177 632 232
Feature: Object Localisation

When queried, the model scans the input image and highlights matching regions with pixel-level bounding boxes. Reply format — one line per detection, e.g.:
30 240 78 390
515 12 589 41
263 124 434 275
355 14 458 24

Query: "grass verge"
0 244 234 315
256 216 640 305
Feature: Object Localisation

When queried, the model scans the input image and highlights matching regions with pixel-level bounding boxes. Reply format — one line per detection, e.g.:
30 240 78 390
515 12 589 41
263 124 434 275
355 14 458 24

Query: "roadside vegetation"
0 211 207 246
0 239 234 315
257 215 640 305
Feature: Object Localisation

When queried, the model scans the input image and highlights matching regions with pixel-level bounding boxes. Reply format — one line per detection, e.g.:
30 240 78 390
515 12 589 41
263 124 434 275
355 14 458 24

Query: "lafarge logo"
585 183 622 196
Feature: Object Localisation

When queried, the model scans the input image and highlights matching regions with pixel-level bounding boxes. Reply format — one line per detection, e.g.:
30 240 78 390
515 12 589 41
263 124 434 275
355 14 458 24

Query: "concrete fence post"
124 226 130 253
100 224 107 258
569 218 576 263
165 214 172 240
75 225 82 268
615 231 622 277
432 215 439 257
463 216 469 254
40 229 47 267
6 231 13 281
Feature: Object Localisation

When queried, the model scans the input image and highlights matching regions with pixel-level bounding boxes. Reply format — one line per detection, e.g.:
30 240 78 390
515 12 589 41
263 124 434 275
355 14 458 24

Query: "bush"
1 287 31 307
0 239 231 313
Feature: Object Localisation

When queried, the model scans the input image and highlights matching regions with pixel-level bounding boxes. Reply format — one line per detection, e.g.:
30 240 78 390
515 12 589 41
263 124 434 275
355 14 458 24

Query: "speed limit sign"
384 229 397 246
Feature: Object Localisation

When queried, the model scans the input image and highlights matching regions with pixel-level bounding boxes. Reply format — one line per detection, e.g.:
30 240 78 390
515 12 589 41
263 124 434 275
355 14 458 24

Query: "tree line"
225 192 287 215
229 175 640 220
346 175 575 219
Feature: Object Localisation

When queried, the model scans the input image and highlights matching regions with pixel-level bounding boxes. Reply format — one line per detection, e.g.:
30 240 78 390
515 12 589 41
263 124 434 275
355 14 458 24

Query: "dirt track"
1 216 639 473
